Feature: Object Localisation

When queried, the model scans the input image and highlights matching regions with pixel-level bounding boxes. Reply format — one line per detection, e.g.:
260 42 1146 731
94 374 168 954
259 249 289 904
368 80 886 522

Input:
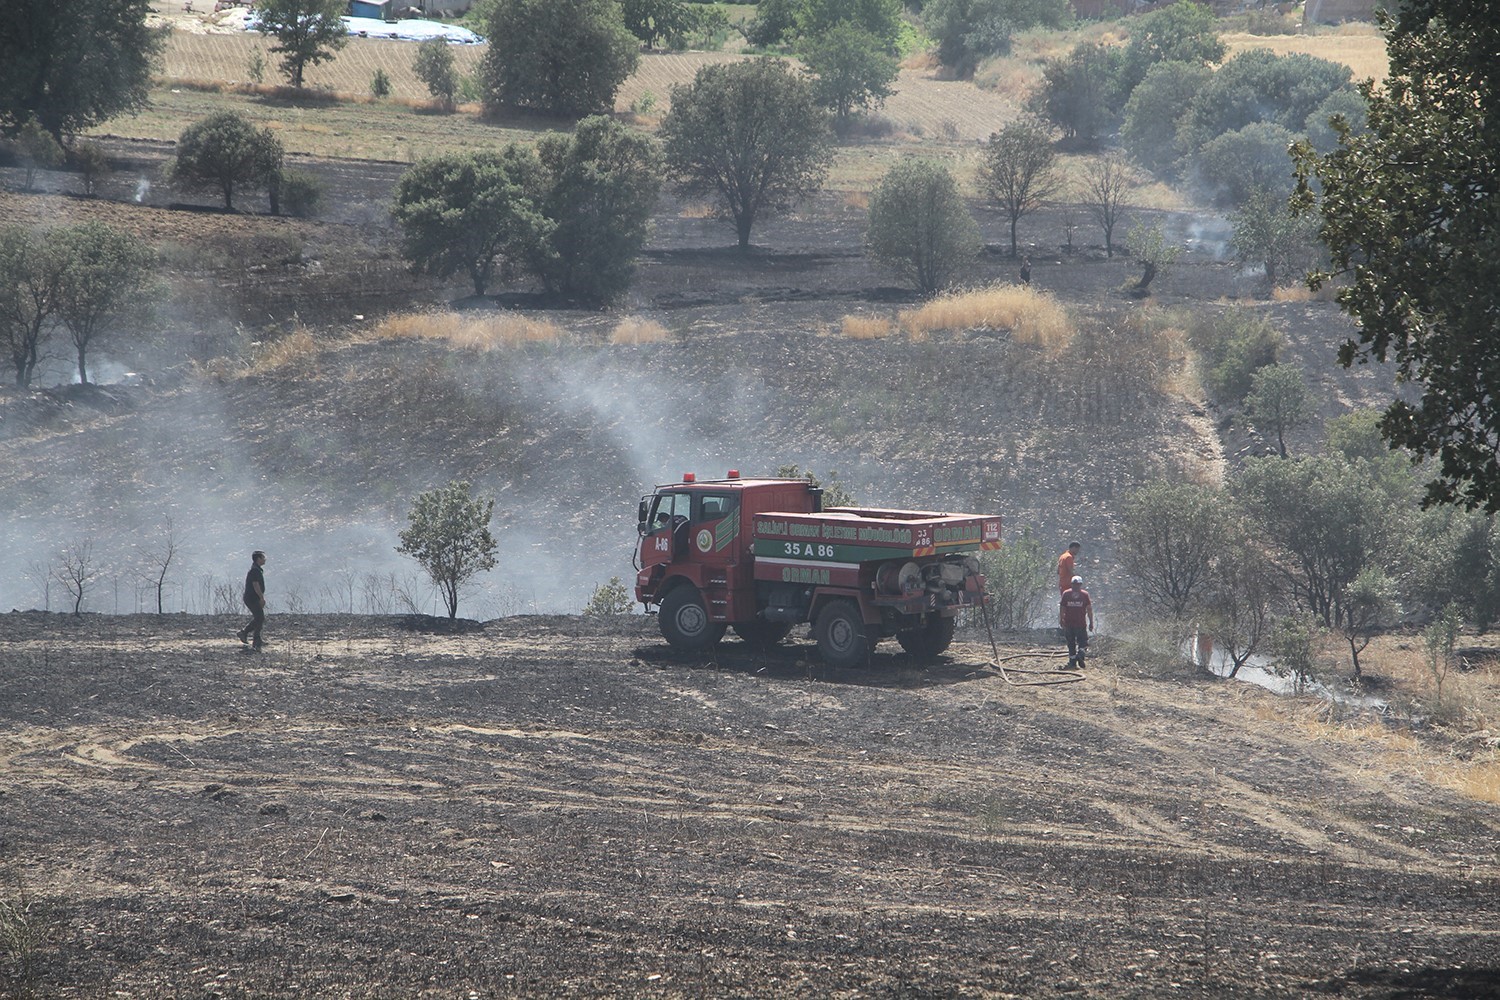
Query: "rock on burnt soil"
2 612 1498 998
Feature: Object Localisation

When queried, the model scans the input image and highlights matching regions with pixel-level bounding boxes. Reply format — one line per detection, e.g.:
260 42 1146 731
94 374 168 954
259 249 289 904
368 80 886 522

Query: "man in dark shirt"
236 550 267 651
1059 574 1094 669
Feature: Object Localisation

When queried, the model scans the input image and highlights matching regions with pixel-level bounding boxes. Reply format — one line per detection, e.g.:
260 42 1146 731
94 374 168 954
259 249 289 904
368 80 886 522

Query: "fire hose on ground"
977 595 1086 686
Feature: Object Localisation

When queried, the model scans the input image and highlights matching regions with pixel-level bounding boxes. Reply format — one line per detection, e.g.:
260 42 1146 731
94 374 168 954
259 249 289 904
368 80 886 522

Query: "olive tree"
1230 185 1321 288
532 116 664 304
480 0 638 118
0 0 167 140
865 158 980 296
1118 481 1232 619
16 117 64 192
1120 60 1212 177
413 38 458 111
978 116 1062 258
252 0 348 89
1243 362 1311 458
800 23 899 135
396 480 499 620
0 226 67 388
170 111 284 211
54 221 156 384
1124 219 1181 296
392 148 552 296
660 59 832 249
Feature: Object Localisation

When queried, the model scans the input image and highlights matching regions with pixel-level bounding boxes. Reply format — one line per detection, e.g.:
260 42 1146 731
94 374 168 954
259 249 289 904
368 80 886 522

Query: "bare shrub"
52 539 98 617
0 873 45 991
608 316 671 345
212 580 239 615
898 284 1074 354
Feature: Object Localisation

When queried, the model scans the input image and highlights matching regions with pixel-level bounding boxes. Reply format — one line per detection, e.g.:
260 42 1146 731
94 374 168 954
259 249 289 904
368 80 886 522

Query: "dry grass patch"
368 310 565 350
251 326 321 372
898 284 1074 353
609 316 671 345
839 314 896 340
1223 25 1388 84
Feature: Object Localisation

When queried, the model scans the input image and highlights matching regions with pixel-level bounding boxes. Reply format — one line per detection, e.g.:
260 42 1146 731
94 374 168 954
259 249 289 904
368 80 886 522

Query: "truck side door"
641 491 691 566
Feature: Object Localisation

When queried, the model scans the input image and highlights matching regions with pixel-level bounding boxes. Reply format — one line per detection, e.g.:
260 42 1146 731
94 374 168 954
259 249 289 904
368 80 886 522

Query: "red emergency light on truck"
634 471 1002 667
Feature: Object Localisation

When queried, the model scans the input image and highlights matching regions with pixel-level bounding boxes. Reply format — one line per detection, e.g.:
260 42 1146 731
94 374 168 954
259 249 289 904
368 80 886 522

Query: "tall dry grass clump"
898 284 1074 353
839 314 896 340
368 310 563 350
609 316 671 345
251 326 321 372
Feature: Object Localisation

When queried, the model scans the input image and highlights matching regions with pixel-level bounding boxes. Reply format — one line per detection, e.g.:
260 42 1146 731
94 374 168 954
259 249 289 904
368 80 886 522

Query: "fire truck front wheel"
815 600 872 668
659 585 726 652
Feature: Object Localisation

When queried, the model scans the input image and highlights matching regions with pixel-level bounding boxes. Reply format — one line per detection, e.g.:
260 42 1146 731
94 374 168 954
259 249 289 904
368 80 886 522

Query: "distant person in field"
1020 256 1032 285
1057 540 1081 593
236 550 267 651
1060 575 1094 669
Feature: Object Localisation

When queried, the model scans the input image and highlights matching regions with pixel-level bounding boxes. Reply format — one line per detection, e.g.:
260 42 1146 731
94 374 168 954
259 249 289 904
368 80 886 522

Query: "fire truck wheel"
659 585 726 652
815 600 871 669
733 621 793 650
897 615 957 658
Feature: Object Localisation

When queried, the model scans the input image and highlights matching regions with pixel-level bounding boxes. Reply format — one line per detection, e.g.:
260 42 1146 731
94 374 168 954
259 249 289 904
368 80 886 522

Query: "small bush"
371 67 392 98
583 577 634 615
1185 307 1284 406
277 169 323 218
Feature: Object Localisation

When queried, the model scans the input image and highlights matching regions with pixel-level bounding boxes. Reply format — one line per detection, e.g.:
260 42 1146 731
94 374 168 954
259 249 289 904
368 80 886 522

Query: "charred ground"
3 611 1499 998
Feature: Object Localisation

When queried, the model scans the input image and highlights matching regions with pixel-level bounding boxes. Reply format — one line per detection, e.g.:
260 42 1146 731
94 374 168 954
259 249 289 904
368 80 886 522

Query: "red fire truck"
634 471 1001 667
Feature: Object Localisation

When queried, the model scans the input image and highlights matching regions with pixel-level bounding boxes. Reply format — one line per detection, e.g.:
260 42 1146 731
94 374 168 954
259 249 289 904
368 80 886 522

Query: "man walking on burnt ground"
1057 540 1081 593
236 550 267 652
1060 575 1094 669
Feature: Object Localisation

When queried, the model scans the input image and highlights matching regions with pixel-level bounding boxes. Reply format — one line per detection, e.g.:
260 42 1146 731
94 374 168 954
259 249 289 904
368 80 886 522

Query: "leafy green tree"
1081 150 1137 257
1201 527 1283 678
1117 0 1223 97
1292 4 1500 512
796 0 904 51
620 0 703 48
660 59 833 249
775 465 857 507
1233 455 1397 632
392 148 551 297
1175 49 1352 164
978 116 1061 258
1195 122 1300 207
1124 218 1181 296
800 23 899 134
370 67 392 99
1229 185 1320 288
170 111 284 211
480 0 638 118
1302 88 1368 154
0 0 167 140
1120 60 1212 176
1244 362 1311 458
252 0 349 89
1030 41 1126 146
1118 481 1232 618
15 117 64 192
533 116 663 303
1339 567 1399 679
744 0 800 48
413 37 458 110
924 0 1070 78
0 226 67 387
865 158 980 295
397 481 499 620
54 222 156 384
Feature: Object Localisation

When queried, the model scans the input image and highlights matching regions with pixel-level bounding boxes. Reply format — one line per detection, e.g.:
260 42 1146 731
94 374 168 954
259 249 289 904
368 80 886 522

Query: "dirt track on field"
3 612 1499 997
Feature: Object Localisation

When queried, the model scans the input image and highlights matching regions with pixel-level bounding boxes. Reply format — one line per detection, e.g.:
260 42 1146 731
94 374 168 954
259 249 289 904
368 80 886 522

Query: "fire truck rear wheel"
733 621 793 650
897 615 957 658
659 585 726 652
815 600 872 669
